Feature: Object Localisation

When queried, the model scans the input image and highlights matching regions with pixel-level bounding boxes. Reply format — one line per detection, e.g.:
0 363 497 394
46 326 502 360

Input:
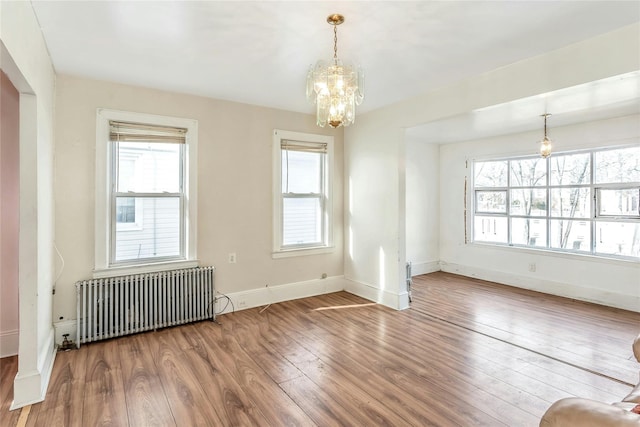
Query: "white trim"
271 246 335 259
0 329 19 357
440 261 640 313
95 109 198 272
207 275 347 314
93 259 199 279
272 129 334 257
468 241 639 267
343 279 410 311
408 260 441 276
11 330 56 410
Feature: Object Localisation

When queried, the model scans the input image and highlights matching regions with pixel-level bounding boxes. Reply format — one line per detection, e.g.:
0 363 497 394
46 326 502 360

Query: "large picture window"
273 129 333 257
472 145 640 259
95 110 198 276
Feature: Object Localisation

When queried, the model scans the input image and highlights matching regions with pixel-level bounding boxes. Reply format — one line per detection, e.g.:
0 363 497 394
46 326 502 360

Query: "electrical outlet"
237 300 247 308
228 253 237 263
528 263 536 272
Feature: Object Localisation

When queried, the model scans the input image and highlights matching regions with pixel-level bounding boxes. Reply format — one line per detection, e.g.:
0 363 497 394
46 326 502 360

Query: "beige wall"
53 74 344 322
0 70 20 357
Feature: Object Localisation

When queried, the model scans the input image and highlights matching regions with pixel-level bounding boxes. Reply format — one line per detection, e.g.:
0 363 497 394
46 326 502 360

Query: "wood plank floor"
1 271 639 426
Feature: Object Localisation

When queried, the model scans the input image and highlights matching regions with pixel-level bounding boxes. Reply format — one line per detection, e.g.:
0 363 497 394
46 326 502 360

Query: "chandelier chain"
333 25 338 61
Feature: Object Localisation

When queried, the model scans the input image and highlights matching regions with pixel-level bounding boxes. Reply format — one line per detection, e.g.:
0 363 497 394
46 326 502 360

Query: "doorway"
0 69 20 359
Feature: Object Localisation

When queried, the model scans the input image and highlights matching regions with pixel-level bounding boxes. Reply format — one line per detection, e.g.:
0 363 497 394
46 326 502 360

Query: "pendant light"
540 113 553 158
306 14 364 128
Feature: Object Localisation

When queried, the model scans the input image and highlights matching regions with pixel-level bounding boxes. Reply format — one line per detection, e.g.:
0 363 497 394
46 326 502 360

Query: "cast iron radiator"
75 266 215 346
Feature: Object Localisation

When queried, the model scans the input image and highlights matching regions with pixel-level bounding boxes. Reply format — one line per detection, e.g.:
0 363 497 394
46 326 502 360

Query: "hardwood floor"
1 271 639 426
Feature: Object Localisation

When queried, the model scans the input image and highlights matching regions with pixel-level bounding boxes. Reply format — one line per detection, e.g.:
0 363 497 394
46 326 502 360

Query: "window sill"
468 242 640 266
272 246 334 259
93 259 200 279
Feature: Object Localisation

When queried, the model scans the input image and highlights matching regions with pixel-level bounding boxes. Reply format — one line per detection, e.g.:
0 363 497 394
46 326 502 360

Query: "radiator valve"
59 334 75 351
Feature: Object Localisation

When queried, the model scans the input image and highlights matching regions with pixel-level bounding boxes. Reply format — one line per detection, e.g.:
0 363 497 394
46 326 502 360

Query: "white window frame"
470 144 640 261
272 129 334 258
94 109 198 278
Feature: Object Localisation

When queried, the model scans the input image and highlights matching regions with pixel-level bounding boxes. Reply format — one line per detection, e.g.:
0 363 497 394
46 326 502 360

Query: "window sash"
595 186 640 219
280 150 326 248
110 194 185 265
109 130 186 267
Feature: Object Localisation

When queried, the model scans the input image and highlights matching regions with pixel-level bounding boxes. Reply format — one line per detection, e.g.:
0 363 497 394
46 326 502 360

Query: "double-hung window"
273 129 333 257
95 110 198 276
472 145 640 260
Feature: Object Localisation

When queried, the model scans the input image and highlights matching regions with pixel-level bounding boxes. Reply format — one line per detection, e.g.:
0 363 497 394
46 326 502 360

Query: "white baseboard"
11 329 56 410
408 260 441 276
54 276 352 337
214 275 349 314
344 279 410 310
440 262 640 313
0 329 19 358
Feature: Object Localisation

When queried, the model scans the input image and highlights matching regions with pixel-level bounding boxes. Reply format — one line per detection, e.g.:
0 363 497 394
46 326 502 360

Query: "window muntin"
273 130 333 255
472 145 640 259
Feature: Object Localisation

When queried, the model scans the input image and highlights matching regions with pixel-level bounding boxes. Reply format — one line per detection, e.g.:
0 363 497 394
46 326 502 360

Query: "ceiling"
31 1 640 140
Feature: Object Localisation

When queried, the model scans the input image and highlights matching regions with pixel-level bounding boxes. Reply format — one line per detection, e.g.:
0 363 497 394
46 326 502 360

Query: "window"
95 110 198 276
472 145 640 259
273 129 333 257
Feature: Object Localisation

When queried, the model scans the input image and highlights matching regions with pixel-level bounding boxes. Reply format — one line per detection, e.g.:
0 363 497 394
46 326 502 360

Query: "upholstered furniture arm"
539 398 640 427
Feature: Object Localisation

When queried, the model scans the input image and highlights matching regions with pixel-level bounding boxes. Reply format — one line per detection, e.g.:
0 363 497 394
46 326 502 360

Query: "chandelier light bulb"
306 14 364 128
539 113 553 158
540 137 552 158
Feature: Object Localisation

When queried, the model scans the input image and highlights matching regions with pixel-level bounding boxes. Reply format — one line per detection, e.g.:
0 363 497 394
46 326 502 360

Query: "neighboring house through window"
95 109 198 277
272 129 334 257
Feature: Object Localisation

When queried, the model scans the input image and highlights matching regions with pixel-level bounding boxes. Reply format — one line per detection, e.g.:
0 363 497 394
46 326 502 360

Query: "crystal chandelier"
539 113 553 158
306 14 364 128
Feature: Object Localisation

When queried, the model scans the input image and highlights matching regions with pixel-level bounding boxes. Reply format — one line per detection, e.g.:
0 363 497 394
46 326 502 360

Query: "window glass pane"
598 188 640 217
550 188 590 218
510 189 547 216
474 161 507 187
595 221 640 257
510 158 547 187
550 153 590 186
595 147 640 184
117 142 180 193
473 216 507 243
283 197 321 246
116 197 136 223
550 220 590 251
511 218 547 247
475 191 506 213
114 197 181 261
282 150 322 194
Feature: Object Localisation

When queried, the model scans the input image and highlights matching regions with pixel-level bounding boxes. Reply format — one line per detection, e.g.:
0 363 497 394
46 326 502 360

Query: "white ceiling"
31 1 640 138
